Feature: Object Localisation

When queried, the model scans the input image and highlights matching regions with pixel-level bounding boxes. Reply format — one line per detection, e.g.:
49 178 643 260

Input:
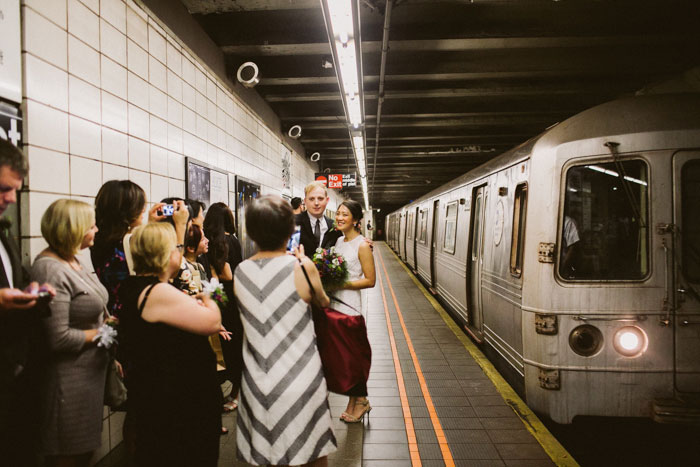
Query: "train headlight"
569 325 603 357
613 326 647 357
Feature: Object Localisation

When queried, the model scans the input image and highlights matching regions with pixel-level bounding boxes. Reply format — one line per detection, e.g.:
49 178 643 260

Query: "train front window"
682 160 700 282
559 160 649 281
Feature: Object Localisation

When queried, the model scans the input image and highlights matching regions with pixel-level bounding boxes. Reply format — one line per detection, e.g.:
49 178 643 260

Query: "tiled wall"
20 0 339 267
19 0 339 461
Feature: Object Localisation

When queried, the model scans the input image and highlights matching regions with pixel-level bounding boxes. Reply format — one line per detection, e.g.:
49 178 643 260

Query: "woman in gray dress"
31 199 109 467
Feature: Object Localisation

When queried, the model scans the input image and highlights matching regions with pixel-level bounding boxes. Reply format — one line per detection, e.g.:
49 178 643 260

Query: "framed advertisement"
235 176 261 259
185 157 229 207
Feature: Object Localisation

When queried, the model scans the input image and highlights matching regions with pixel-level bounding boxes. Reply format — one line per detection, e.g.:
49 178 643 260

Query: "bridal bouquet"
94 315 119 349
201 278 229 308
312 246 349 290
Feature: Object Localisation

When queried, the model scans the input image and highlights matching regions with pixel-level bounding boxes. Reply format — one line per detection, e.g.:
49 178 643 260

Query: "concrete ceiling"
180 0 700 214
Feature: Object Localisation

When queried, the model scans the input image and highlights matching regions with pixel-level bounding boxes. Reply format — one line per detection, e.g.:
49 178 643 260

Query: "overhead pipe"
370 0 393 202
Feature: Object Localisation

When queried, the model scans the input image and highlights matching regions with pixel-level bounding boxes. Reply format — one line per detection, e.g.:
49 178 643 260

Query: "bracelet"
176 243 185 250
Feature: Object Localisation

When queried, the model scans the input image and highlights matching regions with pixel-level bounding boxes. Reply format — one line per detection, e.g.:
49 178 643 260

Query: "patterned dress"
234 255 336 465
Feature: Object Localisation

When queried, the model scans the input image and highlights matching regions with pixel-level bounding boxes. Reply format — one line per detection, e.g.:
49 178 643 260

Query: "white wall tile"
148 56 166 91
28 146 70 193
68 0 99 49
127 71 149 110
182 107 195 134
206 121 216 145
102 162 129 182
69 76 101 122
166 70 182 102
195 67 206 94
125 0 147 20
126 5 147 49
70 115 101 160
28 191 58 237
101 127 128 166
195 114 207 139
128 136 149 171
101 0 126 33
69 35 100 86
80 0 99 15
24 0 67 29
206 99 216 123
150 174 169 203
24 54 68 112
25 100 69 153
150 145 168 176
23 7 68 70
127 39 148 80
167 97 182 128
167 151 185 180
206 77 216 102
168 178 185 198
182 82 195 110
181 57 195 86
101 55 127 99
128 169 150 196
70 155 102 196
127 104 149 139
149 86 167 120
101 92 127 132
100 19 126 64
148 25 166 64
217 107 226 130
166 42 181 75
167 124 182 152
149 115 167 148
182 131 197 159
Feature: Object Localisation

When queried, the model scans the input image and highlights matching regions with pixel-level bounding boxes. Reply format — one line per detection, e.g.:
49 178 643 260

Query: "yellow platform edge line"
386 246 579 467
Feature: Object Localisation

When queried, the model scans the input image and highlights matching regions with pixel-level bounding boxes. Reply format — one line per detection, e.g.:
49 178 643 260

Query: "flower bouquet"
312 246 349 290
94 315 119 349
201 277 229 308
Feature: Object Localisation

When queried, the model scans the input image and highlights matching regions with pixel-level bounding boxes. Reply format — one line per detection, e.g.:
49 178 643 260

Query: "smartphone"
35 291 53 316
157 204 175 216
287 227 301 251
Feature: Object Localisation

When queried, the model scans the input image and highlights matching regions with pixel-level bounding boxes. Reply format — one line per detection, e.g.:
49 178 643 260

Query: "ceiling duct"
236 62 260 88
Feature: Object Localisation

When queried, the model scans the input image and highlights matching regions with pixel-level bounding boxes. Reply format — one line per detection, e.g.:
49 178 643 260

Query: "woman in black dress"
119 223 223 466
203 202 244 411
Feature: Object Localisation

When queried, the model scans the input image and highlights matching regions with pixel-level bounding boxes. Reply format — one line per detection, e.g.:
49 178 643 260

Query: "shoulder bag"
298 260 371 394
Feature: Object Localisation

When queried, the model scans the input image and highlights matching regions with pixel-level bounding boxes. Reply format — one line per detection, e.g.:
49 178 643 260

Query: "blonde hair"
40 199 94 258
129 223 176 275
304 181 328 197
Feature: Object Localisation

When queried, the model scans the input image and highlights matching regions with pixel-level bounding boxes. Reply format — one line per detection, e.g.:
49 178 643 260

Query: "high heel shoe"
341 400 371 423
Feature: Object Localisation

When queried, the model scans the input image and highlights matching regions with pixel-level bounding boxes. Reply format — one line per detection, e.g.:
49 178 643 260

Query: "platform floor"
97 243 574 467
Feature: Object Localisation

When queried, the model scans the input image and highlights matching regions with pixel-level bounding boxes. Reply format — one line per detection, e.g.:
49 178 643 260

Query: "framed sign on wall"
235 176 261 259
185 157 230 208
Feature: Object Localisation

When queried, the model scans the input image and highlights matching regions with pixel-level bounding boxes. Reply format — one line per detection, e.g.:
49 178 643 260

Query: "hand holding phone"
157 204 175 217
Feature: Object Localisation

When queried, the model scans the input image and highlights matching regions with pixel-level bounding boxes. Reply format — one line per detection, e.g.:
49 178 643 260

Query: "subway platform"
98 243 576 467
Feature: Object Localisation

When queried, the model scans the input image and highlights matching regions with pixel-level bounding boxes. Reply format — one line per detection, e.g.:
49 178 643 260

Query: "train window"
407 212 413 240
510 184 528 276
681 160 700 282
559 160 649 281
419 209 428 243
443 201 459 254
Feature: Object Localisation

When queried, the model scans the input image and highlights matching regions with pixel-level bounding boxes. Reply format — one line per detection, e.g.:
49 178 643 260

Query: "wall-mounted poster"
185 157 229 208
0 0 22 104
236 176 261 259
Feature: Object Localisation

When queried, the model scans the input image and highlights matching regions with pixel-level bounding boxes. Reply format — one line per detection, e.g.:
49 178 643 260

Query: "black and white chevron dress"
234 255 337 465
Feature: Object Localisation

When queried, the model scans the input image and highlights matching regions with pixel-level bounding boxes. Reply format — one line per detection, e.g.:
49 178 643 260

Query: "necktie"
314 219 321 246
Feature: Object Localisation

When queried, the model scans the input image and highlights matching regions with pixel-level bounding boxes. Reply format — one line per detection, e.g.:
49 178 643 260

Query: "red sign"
315 174 328 186
327 174 343 189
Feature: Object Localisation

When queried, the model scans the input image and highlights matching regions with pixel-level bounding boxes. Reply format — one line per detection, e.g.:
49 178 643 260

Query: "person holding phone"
0 138 56 466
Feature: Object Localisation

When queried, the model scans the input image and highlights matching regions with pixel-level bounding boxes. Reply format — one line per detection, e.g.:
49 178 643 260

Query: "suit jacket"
295 212 343 258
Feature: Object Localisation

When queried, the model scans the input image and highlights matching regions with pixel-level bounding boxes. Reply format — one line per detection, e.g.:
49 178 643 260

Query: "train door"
430 199 440 289
401 211 408 260
413 206 419 270
672 150 700 393
468 186 487 335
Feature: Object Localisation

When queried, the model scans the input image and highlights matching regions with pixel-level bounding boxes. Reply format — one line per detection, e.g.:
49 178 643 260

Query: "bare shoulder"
358 240 373 255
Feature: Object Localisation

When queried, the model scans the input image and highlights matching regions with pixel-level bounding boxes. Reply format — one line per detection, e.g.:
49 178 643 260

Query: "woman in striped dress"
234 195 336 466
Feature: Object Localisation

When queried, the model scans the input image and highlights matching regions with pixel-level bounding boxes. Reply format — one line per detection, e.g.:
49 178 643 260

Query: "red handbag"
300 261 372 394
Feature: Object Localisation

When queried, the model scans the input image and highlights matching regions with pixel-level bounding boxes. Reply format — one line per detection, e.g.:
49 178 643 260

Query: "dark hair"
92 180 146 258
339 199 363 227
203 202 235 275
0 138 28 177
290 197 302 210
185 223 203 252
187 199 206 219
246 195 295 251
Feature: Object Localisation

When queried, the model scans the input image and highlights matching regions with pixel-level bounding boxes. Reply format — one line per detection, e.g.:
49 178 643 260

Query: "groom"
296 181 343 258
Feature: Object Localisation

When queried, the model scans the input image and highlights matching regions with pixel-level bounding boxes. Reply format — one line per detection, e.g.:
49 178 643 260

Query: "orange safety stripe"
377 266 422 467
377 249 456 467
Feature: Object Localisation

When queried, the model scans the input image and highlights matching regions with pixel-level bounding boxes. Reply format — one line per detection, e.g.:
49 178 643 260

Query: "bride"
331 199 376 423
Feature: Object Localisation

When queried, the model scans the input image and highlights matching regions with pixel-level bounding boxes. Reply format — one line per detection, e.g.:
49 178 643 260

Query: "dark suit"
0 225 43 466
295 213 342 258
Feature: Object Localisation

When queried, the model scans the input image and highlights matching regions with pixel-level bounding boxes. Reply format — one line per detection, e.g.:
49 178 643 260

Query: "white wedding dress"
330 234 366 316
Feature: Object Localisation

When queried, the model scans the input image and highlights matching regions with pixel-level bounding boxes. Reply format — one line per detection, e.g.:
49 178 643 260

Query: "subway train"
386 94 700 424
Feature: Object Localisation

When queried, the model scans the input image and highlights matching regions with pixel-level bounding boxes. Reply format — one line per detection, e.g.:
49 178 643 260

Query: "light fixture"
236 62 260 88
320 0 369 210
613 326 648 357
310 152 321 162
288 125 302 139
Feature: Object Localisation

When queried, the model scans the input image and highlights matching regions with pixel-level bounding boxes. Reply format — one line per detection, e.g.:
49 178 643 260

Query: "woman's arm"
295 257 330 307
343 242 376 290
140 283 222 335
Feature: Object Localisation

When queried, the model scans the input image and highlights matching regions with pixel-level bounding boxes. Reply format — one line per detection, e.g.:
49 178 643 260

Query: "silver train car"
386 94 700 424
